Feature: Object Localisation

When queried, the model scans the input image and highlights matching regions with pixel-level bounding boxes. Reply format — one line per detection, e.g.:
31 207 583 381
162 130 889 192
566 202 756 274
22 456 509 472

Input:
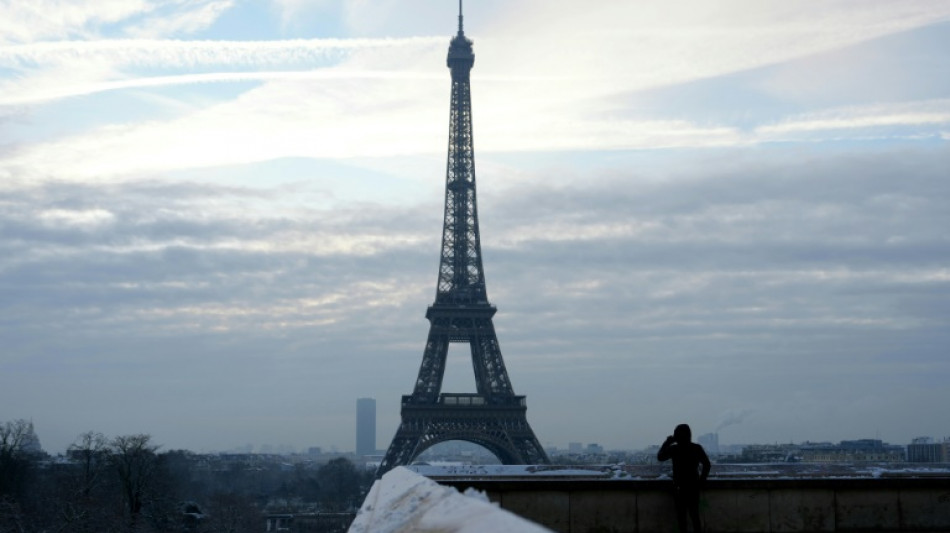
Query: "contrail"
0 37 446 68
0 69 443 106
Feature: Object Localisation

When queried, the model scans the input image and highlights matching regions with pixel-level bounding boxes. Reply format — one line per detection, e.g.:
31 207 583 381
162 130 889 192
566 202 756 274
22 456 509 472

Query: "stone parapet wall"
437 476 950 532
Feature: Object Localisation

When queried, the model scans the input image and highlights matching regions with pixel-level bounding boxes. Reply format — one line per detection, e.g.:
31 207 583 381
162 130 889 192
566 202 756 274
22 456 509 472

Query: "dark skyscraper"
377 3 548 477
356 398 376 456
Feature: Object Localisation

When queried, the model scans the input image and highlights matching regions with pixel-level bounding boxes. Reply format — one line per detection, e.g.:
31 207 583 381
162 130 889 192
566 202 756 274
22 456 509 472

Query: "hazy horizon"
16 416 935 456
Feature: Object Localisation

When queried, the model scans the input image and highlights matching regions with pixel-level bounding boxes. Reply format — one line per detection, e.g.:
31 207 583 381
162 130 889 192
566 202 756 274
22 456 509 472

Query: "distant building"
265 514 292 532
22 420 44 456
800 439 904 463
741 443 797 463
568 442 583 453
743 440 904 463
586 443 604 454
907 437 948 463
356 398 376 456
698 432 720 455
736 439 905 463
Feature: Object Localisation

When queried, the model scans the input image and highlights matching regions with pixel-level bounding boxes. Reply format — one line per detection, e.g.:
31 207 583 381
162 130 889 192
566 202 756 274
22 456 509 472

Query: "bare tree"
110 434 160 531
0 420 43 533
0 496 28 533
205 492 260 533
315 458 362 512
58 431 112 533
0 420 36 501
0 419 33 453
70 432 110 497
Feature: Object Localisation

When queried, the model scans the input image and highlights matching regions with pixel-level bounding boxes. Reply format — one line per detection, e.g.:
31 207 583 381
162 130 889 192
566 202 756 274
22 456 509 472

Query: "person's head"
673 423 692 444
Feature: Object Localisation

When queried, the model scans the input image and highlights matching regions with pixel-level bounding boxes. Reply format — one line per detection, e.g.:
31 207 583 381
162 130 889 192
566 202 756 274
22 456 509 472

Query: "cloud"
756 99 950 137
0 179 434 345
7 143 950 451
122 0 235 39
479 0 950 91
3 1 948 187
270 0 336 30
0 73 451 184
0 68 444 106
0 0 149 44
0 36 445 105
37 208 116 230
0 0 240 45
9 76 944 187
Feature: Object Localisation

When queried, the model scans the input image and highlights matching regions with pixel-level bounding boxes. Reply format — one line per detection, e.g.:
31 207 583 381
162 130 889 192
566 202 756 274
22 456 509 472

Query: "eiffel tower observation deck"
377 2 550 477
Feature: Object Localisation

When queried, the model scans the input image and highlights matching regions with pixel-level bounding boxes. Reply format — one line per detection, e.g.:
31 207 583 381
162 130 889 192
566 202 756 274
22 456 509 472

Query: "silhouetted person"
658 424 711 533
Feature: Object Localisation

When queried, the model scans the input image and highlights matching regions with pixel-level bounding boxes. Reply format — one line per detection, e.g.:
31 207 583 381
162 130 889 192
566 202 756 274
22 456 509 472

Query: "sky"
2 0 949 456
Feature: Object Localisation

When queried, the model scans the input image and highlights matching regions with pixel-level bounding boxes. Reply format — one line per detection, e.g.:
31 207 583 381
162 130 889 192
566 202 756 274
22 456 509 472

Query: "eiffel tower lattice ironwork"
377 3 549 477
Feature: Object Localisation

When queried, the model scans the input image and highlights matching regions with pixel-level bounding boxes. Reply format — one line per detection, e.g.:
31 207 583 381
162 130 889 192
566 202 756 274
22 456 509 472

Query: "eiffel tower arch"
377 3 549 477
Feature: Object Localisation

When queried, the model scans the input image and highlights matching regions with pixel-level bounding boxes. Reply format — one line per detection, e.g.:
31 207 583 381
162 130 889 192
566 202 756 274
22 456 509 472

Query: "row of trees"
0 419 373 533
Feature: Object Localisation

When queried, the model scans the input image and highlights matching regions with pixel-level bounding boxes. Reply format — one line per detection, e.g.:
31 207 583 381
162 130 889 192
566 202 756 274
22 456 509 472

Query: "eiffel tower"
377 2 549 477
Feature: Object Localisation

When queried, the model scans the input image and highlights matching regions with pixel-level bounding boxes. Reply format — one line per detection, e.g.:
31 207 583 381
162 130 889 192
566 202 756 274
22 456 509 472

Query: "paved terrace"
361 464 950 532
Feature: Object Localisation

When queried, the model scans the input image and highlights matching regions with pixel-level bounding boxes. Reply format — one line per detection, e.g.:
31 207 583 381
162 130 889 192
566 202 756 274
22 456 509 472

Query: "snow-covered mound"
349 467 553 533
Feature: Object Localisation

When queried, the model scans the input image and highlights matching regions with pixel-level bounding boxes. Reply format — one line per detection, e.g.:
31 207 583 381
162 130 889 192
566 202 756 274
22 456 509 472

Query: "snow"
348 467 553 533
409 463 618 479
406 462 950 481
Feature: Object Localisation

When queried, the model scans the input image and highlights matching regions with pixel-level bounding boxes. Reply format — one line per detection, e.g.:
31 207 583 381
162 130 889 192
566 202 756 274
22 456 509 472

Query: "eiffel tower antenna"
377 6 549 477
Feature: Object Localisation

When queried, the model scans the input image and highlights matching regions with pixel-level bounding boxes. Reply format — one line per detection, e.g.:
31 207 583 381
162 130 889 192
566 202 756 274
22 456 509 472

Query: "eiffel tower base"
377 394 548 477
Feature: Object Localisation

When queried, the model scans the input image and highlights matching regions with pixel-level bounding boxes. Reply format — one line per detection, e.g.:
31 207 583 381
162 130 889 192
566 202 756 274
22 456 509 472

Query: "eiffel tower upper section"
435 2 488 309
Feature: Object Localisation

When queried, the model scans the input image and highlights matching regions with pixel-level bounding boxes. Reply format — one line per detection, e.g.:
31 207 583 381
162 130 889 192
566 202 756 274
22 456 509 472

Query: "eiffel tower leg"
378 331 449 477
413 331 450 401
377 417 424 477
470 318 512 396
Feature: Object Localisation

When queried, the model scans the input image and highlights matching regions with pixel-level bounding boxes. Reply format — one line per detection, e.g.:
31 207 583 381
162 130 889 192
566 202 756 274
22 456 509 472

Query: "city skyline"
2 1 949 455
13 411 947 457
